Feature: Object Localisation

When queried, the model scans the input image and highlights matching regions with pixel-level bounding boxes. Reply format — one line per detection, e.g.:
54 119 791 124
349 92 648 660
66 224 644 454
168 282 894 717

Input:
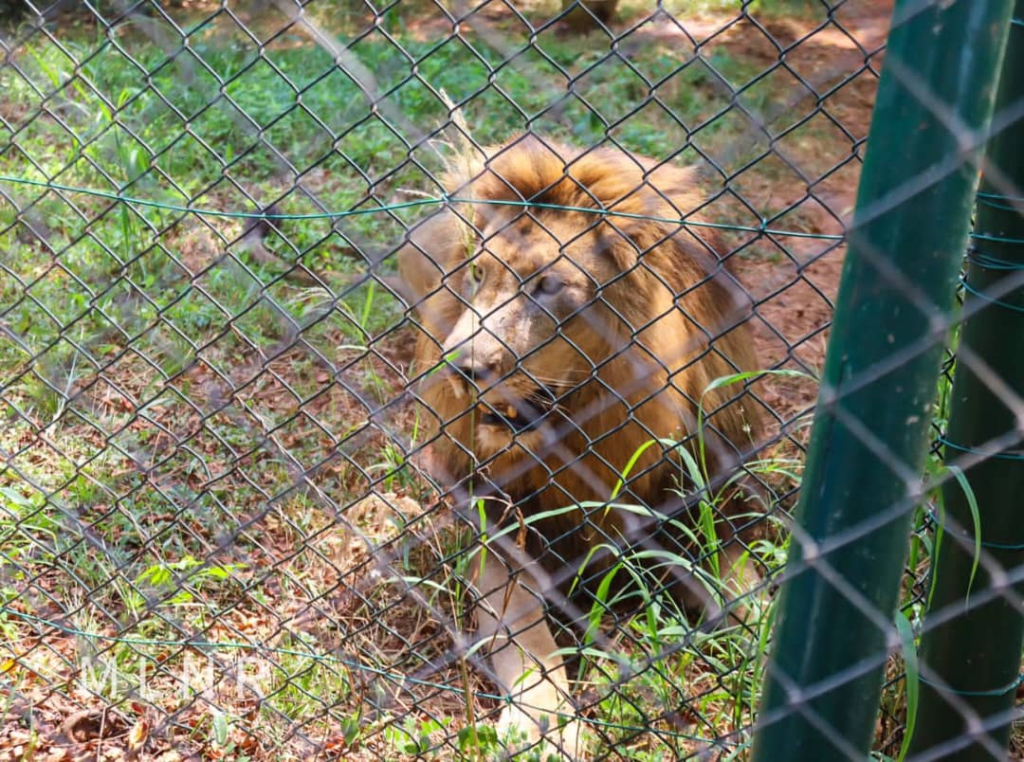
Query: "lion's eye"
469 261 484 284
534 274 562 296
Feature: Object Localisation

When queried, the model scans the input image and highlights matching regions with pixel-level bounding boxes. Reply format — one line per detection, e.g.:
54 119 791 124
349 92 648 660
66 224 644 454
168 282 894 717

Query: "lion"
398 135 764 756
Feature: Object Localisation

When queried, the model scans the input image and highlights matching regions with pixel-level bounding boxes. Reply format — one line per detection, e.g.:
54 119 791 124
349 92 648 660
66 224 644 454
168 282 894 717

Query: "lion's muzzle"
478 396 553 433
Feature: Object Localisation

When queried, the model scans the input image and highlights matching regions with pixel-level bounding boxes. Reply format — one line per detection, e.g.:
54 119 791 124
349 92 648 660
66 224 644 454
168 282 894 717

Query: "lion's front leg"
470 547 583 759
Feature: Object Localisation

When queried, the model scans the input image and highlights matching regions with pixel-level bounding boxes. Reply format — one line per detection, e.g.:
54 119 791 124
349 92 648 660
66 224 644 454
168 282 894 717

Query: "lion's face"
401 136 761 503
440 210 629 450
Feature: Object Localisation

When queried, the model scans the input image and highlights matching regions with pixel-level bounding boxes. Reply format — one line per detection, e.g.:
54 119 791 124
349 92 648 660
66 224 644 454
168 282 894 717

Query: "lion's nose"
454 359 479 383
454 356 497 386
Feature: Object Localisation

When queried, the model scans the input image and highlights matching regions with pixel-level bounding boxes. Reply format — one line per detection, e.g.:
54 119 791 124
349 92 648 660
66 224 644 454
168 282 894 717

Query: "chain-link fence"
1 1 1021 760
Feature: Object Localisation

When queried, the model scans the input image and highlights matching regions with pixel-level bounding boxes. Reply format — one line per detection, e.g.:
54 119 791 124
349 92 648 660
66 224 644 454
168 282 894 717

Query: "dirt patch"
712 0 893 429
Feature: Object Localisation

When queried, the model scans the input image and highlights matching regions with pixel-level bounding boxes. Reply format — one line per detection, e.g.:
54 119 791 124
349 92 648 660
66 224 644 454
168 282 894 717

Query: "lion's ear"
599 221 682 284
614 220 726 281
397 211 461 301
592 223 642 277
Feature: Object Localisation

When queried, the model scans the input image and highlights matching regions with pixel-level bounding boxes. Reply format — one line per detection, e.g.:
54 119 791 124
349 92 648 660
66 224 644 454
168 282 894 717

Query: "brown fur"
560 0 619 31
399 135 762 753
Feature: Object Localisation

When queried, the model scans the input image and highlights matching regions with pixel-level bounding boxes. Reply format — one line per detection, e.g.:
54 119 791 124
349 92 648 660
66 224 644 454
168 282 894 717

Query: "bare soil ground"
716 0 892 427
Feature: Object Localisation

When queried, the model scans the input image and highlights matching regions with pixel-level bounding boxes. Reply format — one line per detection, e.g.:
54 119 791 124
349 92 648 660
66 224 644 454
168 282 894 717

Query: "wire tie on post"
976 190 1024 203
939 435 1024 462
975 190 1024 213
918 672 1024 697
965 247 1024 270
924 504 1024 551
969 231 1024 244
959 280 1024 313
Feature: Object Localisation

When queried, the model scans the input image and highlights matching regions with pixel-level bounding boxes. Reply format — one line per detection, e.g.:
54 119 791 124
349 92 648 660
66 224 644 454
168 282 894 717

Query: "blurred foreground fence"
0 1 1022 760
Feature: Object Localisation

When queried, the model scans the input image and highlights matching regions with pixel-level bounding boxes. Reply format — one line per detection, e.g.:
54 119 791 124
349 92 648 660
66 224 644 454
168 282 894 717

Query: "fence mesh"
0 1 1020 760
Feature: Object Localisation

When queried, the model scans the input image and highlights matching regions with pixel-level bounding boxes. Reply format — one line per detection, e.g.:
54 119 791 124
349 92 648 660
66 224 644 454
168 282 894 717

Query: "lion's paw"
496 703 583 761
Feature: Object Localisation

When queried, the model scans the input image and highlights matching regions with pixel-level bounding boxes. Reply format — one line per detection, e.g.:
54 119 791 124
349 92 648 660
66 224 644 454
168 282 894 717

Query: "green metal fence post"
749 2 1014 759
908 4 1024 758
